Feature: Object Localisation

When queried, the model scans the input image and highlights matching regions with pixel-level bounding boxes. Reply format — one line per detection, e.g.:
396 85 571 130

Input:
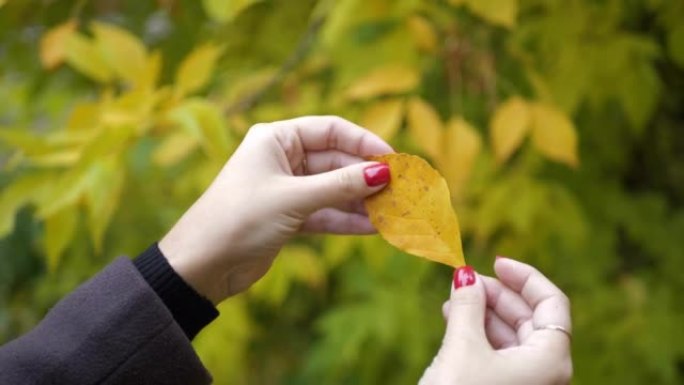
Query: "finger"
494 257 572 347
481 275 535 341
442 267 488 351
304 150 364 175
484 308 519 349
442 301 519 350
300 208 375 234
291 161 390 213
276 116 394 156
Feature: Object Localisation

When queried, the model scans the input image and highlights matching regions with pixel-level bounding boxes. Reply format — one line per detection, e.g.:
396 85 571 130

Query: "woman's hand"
159 116 393 304
420 257 573 385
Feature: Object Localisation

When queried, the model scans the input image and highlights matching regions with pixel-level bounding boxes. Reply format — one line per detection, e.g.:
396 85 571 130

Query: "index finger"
275 115 394 156
494 258 572 346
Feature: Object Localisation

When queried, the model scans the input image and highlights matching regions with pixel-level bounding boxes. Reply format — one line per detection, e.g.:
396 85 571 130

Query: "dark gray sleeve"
0 257 212 385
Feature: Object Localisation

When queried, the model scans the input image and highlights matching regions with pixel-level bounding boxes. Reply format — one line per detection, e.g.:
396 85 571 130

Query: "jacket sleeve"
0 257 213 385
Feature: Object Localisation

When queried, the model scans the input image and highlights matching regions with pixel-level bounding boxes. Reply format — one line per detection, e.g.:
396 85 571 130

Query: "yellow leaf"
203 0 263 23
406 97 443 159
36 166 97 218
64 32 113 83
407 15 438 52
0 173 48 237
40 19 78 69
91 22 147 85
67 102 100 131
153 131 199 167
167 99 233 161
85 158 124 252
530 102 579 167
450 0 518 28
44 206 78 272
175 44 223 96
364 153 465 267
345 64 419 101
490 96 530 163
440 117 482 197
359 98 404 140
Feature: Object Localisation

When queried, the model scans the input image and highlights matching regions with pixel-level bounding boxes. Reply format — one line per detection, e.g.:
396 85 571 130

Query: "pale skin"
159 116 573 384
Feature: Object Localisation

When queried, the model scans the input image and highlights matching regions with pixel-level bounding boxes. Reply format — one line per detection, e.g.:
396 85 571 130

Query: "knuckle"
335 170 359 197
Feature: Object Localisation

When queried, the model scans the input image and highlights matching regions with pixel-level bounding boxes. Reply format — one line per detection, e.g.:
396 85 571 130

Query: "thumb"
292 161 390 213
443 266 488 350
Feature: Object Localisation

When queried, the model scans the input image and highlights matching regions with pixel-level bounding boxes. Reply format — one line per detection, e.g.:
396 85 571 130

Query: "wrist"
159 229 229 305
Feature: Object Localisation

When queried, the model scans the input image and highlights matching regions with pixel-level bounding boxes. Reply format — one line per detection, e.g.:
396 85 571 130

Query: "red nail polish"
453 266 476 289
364 163 390 187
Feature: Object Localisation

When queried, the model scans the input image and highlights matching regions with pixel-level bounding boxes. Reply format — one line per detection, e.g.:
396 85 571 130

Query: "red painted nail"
453 266 476 289
364 163 390 187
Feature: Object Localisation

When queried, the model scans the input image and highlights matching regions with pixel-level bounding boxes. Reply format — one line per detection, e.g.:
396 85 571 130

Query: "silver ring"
534 324 572 339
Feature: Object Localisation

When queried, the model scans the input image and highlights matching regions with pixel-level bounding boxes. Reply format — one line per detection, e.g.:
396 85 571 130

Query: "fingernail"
364 163 390 187
453 266 476 289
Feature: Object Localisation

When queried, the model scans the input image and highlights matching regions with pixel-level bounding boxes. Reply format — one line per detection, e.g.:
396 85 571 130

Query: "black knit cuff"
133 243 219 340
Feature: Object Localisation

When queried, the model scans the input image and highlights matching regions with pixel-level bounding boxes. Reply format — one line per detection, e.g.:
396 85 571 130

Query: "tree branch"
224 10 328 116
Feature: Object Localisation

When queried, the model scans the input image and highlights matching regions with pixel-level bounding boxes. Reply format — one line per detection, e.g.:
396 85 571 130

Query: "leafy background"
1 0 683 384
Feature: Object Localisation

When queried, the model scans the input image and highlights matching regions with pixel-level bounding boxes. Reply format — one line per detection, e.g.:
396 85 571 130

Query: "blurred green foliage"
1 0 683 384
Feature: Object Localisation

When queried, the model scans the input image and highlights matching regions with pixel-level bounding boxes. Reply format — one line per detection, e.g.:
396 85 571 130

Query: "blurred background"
1 0 683 383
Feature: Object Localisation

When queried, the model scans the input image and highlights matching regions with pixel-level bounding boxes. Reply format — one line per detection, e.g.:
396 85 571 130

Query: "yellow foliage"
175 43 224 96
153 131 199 167
64 32 113 83
364 153 465 268
91 22 148 86
490 96 530 163
359 98 404 140
406 97 443 159
439 117 482 197
449 0 518 28
203 0 263 23
345 64 419 100
530 102 579 167
44 206 77 272
407 15 438 52
40 19 77 69
85 157 125 252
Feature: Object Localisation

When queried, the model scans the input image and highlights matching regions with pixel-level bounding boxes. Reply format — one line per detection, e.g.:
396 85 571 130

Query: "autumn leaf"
203 0 263 23
440 117 482 197
40 19 78 69
490 96 530 163
407 15 438 52
175 43 224 96
406 97 443 159
64 32 113 83
345 64 419 101
364 153 465 267
530 102 579 167
91 21 147 85
44 206 78 272
449 0 518 28
359 98 404 140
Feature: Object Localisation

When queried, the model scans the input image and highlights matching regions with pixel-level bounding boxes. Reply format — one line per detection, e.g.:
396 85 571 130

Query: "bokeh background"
1 0 683 384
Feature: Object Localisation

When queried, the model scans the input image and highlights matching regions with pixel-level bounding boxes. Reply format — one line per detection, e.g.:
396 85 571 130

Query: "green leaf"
44 206 78 272
202 0 263 23
667 23 684 68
